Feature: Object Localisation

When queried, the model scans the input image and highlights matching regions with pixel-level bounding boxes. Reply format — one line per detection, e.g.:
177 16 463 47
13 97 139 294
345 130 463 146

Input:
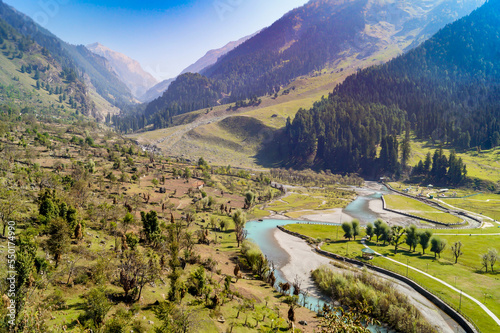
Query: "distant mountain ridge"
87 42 157 101
181 31 259 75
202 0 485 100
141 32 258 102
0 14 119 120
0 0 135 107
140 0 484 130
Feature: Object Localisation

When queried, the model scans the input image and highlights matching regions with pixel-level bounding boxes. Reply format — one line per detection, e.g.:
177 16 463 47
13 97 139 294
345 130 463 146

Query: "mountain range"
140 0 485 130
141 31 259 103
284 0 500 175
87 42 158 101
0 0 134 110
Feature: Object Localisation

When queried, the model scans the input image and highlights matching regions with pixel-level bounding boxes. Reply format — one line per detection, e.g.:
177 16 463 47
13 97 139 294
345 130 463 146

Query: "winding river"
245 182 465 333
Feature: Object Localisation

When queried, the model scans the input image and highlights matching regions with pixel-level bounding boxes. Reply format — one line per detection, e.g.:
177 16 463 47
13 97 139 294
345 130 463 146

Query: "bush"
312 266 436 333
44 289 66 309
73 269 90 285
80 287 112 328
240 241 269 278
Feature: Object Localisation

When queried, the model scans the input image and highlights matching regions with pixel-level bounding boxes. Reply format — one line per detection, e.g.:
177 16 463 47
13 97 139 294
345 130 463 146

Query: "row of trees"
412 149 467 185
343 221 450 260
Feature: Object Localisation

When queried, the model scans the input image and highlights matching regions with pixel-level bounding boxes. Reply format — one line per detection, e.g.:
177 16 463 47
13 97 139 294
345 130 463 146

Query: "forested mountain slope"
0 0 134 107
285 0 500 175
139 0 483 130
0 16 105 119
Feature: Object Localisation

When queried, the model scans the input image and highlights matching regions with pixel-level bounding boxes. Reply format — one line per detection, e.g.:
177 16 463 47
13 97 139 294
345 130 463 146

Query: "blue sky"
4 0 309 81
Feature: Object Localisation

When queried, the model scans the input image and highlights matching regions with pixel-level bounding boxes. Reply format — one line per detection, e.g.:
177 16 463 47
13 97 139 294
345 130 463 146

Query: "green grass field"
283 223 500 333
409 139 500 184
443 194 500 222
384 194 463 225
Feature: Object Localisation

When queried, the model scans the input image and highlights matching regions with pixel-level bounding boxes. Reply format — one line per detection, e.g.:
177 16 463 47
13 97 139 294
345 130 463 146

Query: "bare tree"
481 253 490 272
488 248 498 272
451 241 463 264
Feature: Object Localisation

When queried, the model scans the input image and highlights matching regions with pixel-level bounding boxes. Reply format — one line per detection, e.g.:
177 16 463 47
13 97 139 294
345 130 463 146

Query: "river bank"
272 225 465 333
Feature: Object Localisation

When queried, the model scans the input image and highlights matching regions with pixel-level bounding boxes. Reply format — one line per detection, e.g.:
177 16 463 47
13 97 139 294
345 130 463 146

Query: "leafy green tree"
197 157 208 168
183 167 192 181
141 210 159 243
400 129 411 170
13 235 36 314
125 233 139 250
123 212 135 232
390 226 406 254
378 224 391 245
232 209 247 247
66 205 78 230
421 152 433 175
244 191 256 208
82 287 112 328
153 301 199 333
365 222 374 241
373 219 386 242
46 217 70 267
39 194 59 221
341 222 353 241
405 225 419 252
0 188 21 235
418 230 433 255
351 219 360 240
431 237 447 258
187 266 206 296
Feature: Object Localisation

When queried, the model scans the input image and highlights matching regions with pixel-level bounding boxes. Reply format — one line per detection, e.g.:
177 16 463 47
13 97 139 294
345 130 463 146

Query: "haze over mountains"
142 31 260 103
87 42 158 101
0 0 488 134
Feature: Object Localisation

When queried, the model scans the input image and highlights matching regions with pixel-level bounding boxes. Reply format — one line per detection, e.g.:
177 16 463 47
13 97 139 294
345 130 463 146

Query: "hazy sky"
4 0 309 81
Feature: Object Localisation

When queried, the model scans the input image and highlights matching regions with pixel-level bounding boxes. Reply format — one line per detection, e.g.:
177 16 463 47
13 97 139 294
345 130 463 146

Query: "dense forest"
284 0 500 177
201 0 364 102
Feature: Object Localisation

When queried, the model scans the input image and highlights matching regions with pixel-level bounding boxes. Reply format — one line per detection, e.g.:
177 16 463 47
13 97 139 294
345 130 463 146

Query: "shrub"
312 266 436 333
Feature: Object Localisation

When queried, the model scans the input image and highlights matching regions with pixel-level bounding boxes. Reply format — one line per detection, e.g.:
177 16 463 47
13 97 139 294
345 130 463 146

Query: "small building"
362 248 375 260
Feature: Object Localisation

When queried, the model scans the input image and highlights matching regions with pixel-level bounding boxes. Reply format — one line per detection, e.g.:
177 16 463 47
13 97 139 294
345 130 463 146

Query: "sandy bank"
273 228 464 333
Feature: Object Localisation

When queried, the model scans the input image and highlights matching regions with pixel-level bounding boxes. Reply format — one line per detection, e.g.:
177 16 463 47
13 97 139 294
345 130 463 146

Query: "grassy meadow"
283 223 500 333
